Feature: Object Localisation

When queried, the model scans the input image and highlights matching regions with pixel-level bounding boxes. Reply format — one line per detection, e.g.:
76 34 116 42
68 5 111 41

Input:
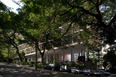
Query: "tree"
0 1 7 11
17 10 52 70
20 0 116 48
2 30 23 62
103 47 116 73
0 1 24 62
0 30 16 62
56 0 116 69
53 0 116 45
18 0 72 70
14 0 116 69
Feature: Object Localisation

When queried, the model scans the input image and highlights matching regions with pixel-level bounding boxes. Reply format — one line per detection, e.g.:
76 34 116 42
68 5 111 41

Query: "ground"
0 62 115 77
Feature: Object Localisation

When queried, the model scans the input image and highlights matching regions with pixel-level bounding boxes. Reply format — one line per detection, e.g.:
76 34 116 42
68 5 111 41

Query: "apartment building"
24 25 88 63
25 43 87 62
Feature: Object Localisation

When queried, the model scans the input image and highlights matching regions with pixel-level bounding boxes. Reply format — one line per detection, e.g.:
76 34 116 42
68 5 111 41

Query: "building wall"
45 44 86 63
23 43 97 69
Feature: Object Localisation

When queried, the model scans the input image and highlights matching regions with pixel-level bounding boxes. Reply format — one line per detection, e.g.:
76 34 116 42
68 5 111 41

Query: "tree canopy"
0 0 116 67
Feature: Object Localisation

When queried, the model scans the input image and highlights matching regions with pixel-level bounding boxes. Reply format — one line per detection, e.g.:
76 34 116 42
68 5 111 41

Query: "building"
16 25 99 69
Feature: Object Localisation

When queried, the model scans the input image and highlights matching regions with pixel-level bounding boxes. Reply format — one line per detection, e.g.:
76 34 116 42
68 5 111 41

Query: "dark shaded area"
109 67 116 73
78 56 85 61
103 49 116 73
0 62 94 77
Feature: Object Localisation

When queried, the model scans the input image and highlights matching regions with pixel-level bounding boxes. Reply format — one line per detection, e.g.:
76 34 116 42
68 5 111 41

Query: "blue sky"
0 0 20 13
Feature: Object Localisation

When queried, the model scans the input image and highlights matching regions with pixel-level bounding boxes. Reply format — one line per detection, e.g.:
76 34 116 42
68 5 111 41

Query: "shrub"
18 61 22 65
37 63 45 69
28 61 35 67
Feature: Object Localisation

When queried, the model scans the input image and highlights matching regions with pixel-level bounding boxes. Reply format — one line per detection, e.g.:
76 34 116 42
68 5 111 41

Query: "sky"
0 0 21 13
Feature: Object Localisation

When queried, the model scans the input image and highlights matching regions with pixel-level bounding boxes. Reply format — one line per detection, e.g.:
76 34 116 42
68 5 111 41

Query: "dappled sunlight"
0 62 113 77
52 71 58 75
42 72 50 75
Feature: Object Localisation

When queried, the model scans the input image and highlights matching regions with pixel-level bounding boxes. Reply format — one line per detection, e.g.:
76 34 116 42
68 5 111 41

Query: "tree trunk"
8 46 10 59
16 46 23 62
41 53 44 64
41 53 44 69
35 42 38 71
38 46 45 68
7 46 10 64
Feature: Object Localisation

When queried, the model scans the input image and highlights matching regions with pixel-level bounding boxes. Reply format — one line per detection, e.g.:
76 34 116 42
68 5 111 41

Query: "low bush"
37 63 45 69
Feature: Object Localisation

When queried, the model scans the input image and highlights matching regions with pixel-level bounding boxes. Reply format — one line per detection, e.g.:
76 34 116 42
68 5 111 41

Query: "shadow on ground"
0 62 111 77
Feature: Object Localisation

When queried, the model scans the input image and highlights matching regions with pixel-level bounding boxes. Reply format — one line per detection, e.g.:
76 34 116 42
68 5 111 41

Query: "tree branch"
67 2 97 17
60 8 74 16
80 7 97 17
12 0 21 7
108 14 116 26
86 22 97 26
96 0 101 14
61 18 77 38
37 43 42 55
86 0 96 5
61 11 84 38
99 0 104 5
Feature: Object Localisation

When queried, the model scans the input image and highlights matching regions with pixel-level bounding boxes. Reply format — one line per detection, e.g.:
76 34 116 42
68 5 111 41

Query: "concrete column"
71 47 74 61
76 53 79 61
85 51 87 61
45 51 49 63
80 52 82 56
85 48 88 61
53 49 56 63
62 49 65 62
48 55 49 63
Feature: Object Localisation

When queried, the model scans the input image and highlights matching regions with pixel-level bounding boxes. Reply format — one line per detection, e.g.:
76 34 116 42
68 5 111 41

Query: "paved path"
0 62 114 77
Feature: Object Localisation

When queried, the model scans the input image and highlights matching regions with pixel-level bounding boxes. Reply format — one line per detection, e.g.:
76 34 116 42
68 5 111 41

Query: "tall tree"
17 10 53 70
18 0 71 70
59 0 116 44
0 1 24 62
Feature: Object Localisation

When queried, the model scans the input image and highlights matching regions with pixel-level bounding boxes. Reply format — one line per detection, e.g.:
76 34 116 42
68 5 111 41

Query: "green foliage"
103 48 116 70
28 61 35 67
0 46 16 60
18 61 28 65
17 61 46 68
53 0 116 44
37 63 45 69
65 61 76 67
0 0 116 68
0 1 7 11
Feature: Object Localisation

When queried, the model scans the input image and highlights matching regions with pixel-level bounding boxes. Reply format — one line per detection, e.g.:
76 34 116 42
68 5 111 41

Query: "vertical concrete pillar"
77 53 79 61
53 49 56 63
80 52 81 56
46 51 49 63
85 51 87 61
48 55 49 63
85 48 88 61
76 53 79 61
62 48 65 62
71 46 74 61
